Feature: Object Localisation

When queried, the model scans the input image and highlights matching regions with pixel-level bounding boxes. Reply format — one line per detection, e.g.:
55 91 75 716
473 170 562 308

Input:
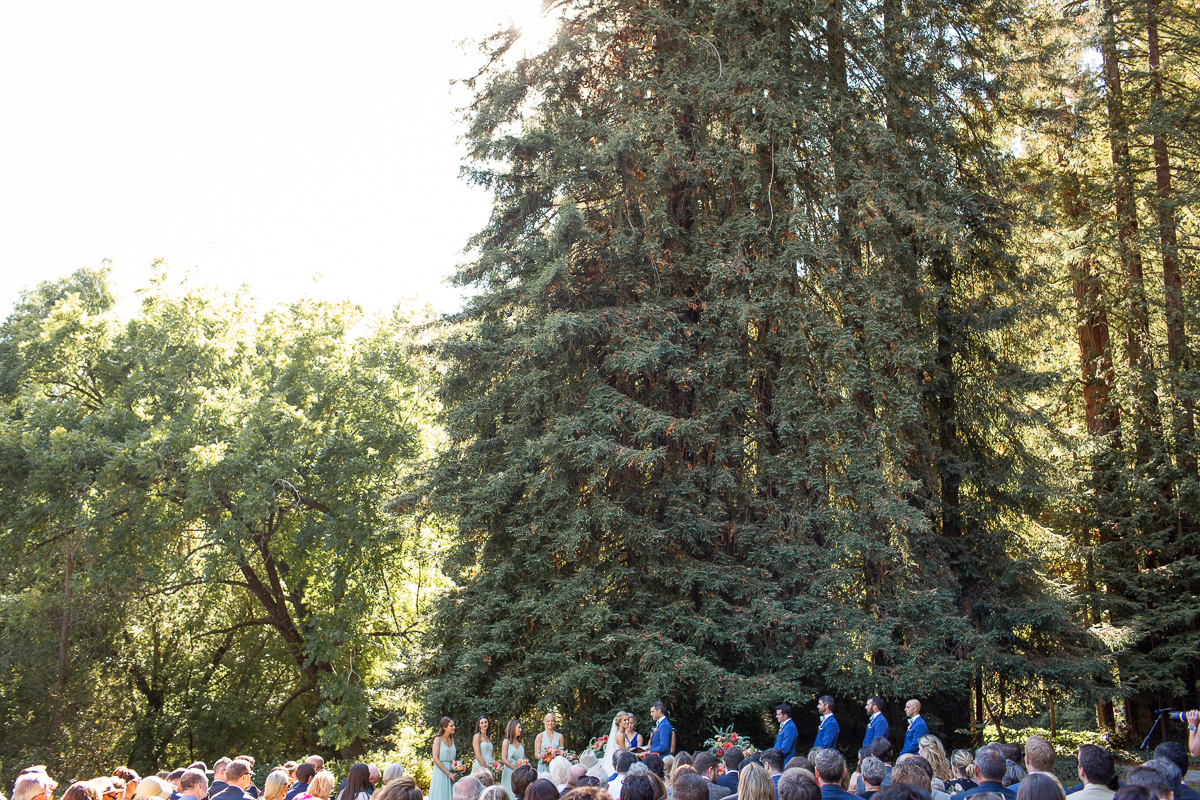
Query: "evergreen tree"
418 0 1100 745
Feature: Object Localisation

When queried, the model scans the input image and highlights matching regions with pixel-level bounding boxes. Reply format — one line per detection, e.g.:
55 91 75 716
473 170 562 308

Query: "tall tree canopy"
418 0 1102 746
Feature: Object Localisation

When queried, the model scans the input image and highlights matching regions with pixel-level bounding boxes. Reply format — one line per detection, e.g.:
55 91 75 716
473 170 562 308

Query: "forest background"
2 0 1200 788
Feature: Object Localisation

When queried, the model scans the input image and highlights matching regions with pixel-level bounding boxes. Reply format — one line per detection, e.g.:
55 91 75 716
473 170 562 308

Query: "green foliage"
0 267 440 777
417 0 1104 750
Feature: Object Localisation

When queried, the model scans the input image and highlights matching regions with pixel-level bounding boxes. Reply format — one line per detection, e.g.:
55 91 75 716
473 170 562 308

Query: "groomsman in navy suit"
773 704 798 761
814 696 840 749
863 697 889 748
650 700 673 755
900 699 927 755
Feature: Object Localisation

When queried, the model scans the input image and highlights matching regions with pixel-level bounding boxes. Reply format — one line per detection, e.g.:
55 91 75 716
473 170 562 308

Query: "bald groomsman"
900 699 927 756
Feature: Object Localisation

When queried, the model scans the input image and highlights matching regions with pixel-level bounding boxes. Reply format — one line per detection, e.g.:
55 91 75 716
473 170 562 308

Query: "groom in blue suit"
773 703 798 761
649 700 673 755
814 696 840 749
900 699 927 755
863 697 889 748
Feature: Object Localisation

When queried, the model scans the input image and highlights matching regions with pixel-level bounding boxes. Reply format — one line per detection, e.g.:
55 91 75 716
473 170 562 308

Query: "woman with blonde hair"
306 773 336 800
919 735 953 786
263 772 289 800
736 764 774 800
945 750 977 795
534 714 565 776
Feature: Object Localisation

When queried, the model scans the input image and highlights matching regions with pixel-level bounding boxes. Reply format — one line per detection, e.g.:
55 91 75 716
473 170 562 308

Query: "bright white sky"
0 1 559 318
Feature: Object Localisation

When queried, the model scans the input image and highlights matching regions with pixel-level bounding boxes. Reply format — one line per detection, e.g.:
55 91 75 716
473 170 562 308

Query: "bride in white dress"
600 712 625 778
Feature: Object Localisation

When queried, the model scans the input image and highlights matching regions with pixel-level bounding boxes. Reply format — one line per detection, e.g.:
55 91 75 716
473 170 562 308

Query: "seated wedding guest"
1152 742 1198 800
569 766 589 789
391 780 423 800
1121 769 1169 800
621 777 655 800
307 762 326 774
1002 765 1026 789
893 758 949 800
736 765 775 800
1023 740 1057 785
997 751 1021 772
381 769 405 789
870 742 894 788
646 774 667 800
1112 790 1152 800
858 758 886 798
180 772 210 800
779 771 821 800
479 789 507 800
949 749 1014 800
850 750 875 795
64 784 102 800
612 754 642 799
549 759 572 793
761 752 785 796
691 755 732 800
812 751 857 800
307 772 337 800
1017 777 1064 800
115 769 141 800
560 789 612 800
512 768 539 800
1143 759 1181 796
213 761 256 800
646 757 666 782
288 768 318 800
720 751 745 795
451 778 482 800
676 772 713 800
873 787 928 800
13 772 57 800
945 754 975 796
471 773 493 791
134 778 174 800
1071 747 1116 800
918 739 952 791
264 773 289 800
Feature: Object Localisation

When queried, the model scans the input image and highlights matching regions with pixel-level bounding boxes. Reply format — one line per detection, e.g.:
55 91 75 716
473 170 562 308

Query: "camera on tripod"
1154 708 1196 723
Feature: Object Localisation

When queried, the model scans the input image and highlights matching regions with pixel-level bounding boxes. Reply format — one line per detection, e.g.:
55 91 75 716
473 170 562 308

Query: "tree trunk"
52 537 75 735
1101 0 1158 451
1146 0 1195 501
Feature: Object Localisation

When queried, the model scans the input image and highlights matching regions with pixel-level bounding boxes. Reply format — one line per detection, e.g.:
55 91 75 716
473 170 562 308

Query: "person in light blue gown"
429 717 458 800
474 716 495 773
501 720 526 794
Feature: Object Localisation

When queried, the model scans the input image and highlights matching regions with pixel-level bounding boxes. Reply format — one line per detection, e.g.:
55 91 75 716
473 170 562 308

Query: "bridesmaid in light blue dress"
535 713 564 776
473 716 495 773
501 719 525 794
430 717 458 800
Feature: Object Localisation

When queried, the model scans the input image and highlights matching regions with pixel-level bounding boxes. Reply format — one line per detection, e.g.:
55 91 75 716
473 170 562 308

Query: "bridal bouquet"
589 735 609 752
703 725 756 757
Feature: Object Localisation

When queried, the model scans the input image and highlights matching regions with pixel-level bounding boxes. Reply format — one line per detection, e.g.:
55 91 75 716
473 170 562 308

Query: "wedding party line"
7 700 1197 800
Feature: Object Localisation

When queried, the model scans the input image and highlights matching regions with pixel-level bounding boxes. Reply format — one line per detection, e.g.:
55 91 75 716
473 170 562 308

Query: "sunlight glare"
503 0 560 56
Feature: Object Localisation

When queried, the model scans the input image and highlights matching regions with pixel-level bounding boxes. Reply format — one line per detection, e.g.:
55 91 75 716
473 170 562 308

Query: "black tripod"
1141 709 1172 751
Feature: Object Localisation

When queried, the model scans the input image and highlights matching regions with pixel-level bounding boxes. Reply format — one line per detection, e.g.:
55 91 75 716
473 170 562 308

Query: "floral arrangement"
540 746 578 764
589 735 609 753
516 759 531 769
450 760 467 776
702 725 756 757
